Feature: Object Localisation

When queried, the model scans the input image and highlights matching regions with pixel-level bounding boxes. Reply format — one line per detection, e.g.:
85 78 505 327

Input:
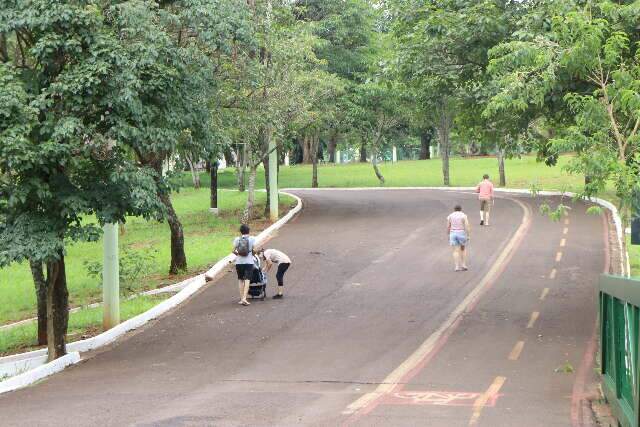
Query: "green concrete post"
102 223 120 329
269 137 278 222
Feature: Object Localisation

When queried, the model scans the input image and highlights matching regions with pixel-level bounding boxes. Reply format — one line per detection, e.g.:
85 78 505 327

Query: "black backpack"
236 236 251 257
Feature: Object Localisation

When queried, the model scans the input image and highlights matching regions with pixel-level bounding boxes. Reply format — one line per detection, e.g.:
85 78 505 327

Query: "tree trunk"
0 32 8 63
420 130 432 160
497 147 506 187
328 132 338 163
359 145 367 163
438 108 451 186
312 157 318 188
243 165 258 222
210 160 218 210
46 254 68 361
310 134 320 188
158 191 187 274
223 147 235 168
30 259 47 346
372 152 385 184
300 136 313 164
185 154 200 189
237 145 246 192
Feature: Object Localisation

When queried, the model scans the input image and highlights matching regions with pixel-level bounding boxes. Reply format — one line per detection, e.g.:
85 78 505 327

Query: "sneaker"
480 220 484 226
273 294 284 299
238 300 250 306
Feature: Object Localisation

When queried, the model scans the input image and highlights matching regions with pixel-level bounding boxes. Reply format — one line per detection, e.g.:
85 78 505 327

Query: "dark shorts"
236 264 255 281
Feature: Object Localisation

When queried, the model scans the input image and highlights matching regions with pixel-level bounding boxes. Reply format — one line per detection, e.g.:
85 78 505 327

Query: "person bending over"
260 248 291 299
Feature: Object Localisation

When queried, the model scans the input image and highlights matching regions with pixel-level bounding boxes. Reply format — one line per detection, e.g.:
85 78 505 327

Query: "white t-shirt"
447 211 468 232
264 249 291 264
233 235 256 265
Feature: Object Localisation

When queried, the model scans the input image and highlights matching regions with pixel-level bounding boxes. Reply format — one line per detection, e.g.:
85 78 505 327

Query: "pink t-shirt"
476 180 494 200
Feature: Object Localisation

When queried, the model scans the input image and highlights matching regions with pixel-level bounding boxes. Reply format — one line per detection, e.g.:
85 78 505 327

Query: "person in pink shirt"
447 205 470 271
476 174 494 226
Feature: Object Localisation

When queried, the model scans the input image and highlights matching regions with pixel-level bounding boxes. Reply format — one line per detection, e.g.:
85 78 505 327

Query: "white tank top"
447 211 467 232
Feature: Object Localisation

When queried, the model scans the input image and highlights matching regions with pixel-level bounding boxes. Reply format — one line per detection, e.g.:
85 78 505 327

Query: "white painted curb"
0 352 80 395
0 191 302 392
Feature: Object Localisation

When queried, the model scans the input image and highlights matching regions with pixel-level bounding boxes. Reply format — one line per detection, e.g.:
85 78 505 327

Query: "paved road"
0 190 604 426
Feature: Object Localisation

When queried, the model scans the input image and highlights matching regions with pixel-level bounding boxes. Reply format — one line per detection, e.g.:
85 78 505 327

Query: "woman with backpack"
233 224 256 306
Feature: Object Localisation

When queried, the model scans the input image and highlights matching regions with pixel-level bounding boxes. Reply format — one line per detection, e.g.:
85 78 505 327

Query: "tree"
106 1 219 274
293 0 377 166
391 0 515 185
487 1 640 219
350 76 404 184
0 2 164 359
292 70 345 187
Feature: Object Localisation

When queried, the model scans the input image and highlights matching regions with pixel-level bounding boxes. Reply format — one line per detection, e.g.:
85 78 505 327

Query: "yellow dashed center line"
508 341 525 361
540 288 549 301
526 312 540 329
549 268 557 279
469 376 507 426
564 218 570 225
563 227 569 235
560 238 566 247
555 252 563 262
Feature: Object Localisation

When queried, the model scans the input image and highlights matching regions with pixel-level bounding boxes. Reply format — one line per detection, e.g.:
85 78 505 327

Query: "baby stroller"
248 254 268 300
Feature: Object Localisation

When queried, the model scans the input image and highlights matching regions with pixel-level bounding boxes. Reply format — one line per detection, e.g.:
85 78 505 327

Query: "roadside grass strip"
0 191 303 394
0 295 167 356
0 191 295 327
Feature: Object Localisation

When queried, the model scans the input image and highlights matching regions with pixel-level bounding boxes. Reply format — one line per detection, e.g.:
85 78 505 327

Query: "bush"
84 248 158 294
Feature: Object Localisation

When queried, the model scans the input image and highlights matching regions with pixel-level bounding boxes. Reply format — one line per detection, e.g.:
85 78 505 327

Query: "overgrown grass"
194 155 591 194
0 295 167 356
0 190 295 325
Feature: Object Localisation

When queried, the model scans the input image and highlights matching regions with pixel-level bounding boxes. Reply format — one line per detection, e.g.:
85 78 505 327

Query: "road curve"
0 190 603 426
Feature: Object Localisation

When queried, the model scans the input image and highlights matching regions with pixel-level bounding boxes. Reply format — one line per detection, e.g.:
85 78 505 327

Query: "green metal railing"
599 274 640 427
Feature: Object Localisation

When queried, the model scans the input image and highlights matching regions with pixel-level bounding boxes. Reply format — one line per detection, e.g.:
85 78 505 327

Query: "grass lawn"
0 189 295 326
0 295 167 356
191 155 591 194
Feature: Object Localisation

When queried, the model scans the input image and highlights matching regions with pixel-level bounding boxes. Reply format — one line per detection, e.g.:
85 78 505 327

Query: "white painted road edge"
287 187 629 277
0 353 80 395
0 191 303 394
0 186 627 394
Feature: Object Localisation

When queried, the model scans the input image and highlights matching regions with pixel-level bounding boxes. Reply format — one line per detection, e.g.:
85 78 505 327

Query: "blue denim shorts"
449 231 467 246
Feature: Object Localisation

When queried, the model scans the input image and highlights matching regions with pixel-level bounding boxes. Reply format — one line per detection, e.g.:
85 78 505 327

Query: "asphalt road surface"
0 190 605 427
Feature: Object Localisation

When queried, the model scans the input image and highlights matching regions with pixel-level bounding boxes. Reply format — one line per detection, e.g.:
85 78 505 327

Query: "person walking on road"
233 224 256 306
476 174 494 226
447 205 470 272
259 248 291 299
